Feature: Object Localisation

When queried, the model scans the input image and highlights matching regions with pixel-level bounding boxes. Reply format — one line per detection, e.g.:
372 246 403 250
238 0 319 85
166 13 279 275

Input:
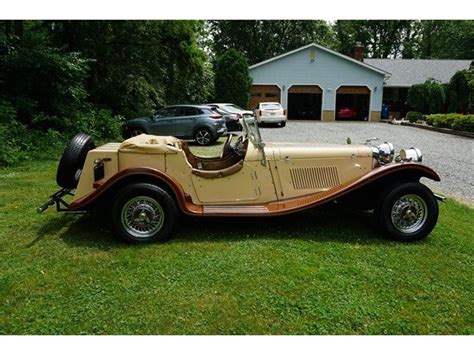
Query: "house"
248 43 388 122
248 43 472 121
364 58 472 118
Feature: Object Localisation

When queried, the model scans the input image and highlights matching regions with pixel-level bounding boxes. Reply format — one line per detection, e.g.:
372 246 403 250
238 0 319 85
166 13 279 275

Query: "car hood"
265 142 372 159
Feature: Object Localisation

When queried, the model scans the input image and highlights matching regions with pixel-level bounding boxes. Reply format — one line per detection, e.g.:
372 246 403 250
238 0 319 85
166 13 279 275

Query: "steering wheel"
220 133 234 158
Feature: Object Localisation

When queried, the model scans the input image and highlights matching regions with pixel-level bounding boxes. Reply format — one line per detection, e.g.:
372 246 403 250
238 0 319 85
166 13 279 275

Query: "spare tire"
56 133 96 189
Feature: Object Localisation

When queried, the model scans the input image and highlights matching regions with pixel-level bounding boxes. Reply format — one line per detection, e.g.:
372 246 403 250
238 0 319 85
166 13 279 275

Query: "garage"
249 44 388 121
249 85 280 110
335 86 370 121
287 85 322 120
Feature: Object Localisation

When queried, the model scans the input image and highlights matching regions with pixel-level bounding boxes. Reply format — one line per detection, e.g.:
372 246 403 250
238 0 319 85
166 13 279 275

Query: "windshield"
241 117 267 166
261 103 282 110
224 104 245 113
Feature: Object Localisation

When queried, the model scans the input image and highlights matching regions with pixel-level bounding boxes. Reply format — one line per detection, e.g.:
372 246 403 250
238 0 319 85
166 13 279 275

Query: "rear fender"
68 167 200 215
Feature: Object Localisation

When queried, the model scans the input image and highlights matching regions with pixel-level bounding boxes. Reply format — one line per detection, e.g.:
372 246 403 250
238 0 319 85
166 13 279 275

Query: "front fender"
363 162 440 183
329 162 441 210
262 162 441 215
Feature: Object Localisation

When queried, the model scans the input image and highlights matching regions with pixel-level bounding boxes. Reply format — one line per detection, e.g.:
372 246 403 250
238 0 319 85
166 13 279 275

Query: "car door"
175 107 200 138
149 107 179 136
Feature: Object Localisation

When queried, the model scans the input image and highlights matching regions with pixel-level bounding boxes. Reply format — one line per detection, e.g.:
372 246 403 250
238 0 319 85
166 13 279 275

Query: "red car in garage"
336 107 357 119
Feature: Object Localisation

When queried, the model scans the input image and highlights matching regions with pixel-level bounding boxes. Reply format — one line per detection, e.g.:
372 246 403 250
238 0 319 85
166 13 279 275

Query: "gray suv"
122 105 228 145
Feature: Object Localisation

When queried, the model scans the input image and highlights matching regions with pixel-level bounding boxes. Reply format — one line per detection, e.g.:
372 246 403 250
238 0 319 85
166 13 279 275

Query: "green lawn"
0 143 473 334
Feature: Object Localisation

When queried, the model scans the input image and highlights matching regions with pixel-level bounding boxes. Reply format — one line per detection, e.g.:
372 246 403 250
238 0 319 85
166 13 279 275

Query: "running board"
203 205 270 216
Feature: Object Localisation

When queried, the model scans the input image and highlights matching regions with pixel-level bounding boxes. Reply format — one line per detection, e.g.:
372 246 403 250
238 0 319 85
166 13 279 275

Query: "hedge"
425 113 474 132
406 111 423 123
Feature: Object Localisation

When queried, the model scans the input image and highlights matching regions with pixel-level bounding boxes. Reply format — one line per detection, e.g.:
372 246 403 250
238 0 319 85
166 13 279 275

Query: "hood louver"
290 166 340 190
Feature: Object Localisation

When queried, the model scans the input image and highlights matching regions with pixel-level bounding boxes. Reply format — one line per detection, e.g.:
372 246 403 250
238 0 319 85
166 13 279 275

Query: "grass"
0 141 473 335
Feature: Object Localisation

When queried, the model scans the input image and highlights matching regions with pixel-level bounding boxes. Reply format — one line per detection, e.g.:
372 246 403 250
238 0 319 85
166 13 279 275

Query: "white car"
254 102 287 127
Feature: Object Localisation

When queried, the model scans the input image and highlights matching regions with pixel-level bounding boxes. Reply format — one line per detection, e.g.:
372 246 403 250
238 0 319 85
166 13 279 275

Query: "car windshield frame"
241 117 267 166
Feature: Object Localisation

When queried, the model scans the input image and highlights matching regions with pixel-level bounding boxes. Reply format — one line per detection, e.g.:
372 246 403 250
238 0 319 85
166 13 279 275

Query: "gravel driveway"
260 121 474 204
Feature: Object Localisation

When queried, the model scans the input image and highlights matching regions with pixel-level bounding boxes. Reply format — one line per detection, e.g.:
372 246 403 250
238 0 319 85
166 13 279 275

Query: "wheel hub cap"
391 194 428 234
196 130 210 144
121 196 164 238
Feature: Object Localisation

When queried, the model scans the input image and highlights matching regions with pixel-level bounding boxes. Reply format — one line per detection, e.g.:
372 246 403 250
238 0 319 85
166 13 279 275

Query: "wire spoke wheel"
390 194 428 234
121 196 164 239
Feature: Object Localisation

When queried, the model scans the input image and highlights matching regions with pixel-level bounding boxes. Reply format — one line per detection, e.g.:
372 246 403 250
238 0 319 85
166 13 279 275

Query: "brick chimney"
354 42 364 62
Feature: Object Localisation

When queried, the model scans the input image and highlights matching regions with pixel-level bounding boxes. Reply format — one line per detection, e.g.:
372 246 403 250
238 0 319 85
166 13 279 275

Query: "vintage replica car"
39 118 441 244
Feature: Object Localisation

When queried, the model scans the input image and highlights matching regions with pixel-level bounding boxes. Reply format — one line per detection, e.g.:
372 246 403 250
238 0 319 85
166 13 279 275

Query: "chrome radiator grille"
289 166 340 190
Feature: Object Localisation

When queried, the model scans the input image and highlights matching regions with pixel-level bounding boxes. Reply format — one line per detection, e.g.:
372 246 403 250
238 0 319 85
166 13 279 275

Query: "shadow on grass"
33 203 389 249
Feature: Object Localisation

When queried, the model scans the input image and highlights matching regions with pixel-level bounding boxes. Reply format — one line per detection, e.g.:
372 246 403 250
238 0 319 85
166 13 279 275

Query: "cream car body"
40 118 441 243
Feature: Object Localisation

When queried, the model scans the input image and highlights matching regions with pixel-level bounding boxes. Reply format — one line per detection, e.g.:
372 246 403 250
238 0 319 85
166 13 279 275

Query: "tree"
213 49 252 108
0 22 89 123
334 20 414 58
415 20 474 59
210 20 335 65
407 80 446 114
45 20 211 117
447 70 470 113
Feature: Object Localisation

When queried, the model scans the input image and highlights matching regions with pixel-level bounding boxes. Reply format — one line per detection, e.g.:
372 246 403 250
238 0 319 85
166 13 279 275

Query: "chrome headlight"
371 146 380 167
400 147 422 162
377 142 394 164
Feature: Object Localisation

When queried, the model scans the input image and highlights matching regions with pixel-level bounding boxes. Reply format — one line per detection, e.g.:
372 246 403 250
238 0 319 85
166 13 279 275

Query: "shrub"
73 109 124 141
425 113 474 132
406 111 422 122
31 108 124 141
408 80 446 114
451 115 474 132
425 114 441 126
447 70 470 113
0 100 124 166
432 113 456 128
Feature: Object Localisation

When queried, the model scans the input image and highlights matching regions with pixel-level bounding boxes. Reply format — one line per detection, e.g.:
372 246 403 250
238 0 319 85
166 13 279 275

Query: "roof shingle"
365 59 472 87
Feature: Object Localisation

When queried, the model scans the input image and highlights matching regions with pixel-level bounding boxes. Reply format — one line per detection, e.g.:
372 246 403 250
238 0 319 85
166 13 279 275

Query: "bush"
408 81 446 114
0 100 124 166
73 109 124 141
31 108 124 141
447 70 470 113
433 113 457 128
0 119 67 166
406 111 423 122
451 115 474 132
425 113 474 132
